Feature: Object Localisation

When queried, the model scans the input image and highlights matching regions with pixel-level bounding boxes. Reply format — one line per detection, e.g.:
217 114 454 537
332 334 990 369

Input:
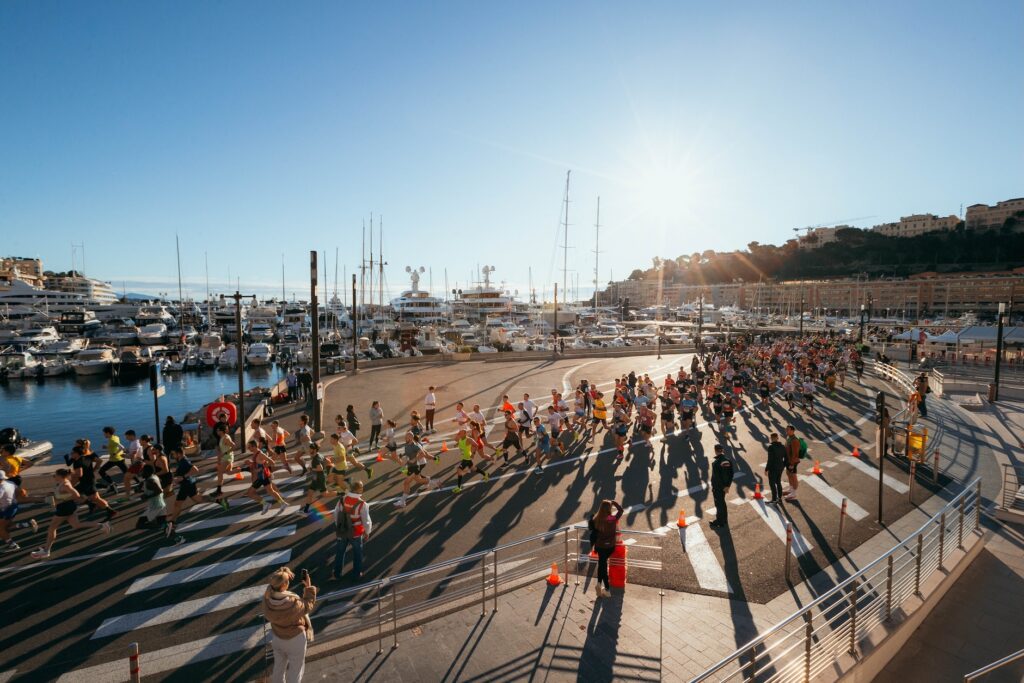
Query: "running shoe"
433 455 440 463
218 497 230 512
2 541 19 552
100 522 112 535
29 518 38 533
173 535 187 546
366 467 374 479
453 486 462 494
30 548 50 559
482 471 490 482
534 466 543 475
393 499 407 508
261 501 272 515
164 522 174 538
400 467 408 476
278 500 288 512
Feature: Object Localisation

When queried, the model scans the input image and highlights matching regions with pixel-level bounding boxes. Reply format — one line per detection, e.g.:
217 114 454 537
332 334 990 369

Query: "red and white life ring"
206 401 238 427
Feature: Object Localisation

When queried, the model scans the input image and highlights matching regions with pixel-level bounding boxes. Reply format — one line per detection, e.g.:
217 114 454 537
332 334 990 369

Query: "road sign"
316 382 324 400
155 385 166 398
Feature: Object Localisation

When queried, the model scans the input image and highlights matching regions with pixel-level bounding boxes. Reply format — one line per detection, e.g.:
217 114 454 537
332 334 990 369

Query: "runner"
494 410 524 466
327 434 350 494
135 464 169 532
531 418 551 474
0 470 32 551
214 423 236 495
336 421 372 479
659 391 676 435
591 391 608 437
394 433 439 508
270 420 296 473
612 403 630 460
546 405 567 456
801 376 816 415
30 469 111 559
452 429 489 493
782 375 797 411
67 444 116 520
377 420 401 465
218 440 287 514
301 443 327 514
97 426 127 494
121 430 145 495
164 447 206 538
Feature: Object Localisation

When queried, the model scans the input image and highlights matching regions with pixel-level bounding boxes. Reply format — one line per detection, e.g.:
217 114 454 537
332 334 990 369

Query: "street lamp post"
310 251 322 433
859 304 868 343
994 302 1006 402
223 291 256 453
799 288 805 338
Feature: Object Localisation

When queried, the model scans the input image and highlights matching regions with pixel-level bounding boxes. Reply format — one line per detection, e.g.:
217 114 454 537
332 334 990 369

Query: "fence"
1000 463 1024 513
271 525 664 660
692 478 983 683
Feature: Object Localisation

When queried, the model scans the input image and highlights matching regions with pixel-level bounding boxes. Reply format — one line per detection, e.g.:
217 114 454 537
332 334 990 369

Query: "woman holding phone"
263 566 317 683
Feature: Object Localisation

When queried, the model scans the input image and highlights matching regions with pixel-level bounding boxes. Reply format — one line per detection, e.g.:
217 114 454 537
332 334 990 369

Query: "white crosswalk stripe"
678 524 732 593
93 586 266 639
747 499 814 557
152 525 297 560
839 455 910 493
126 550 292 594
798 475 869 521
216 474 305 495
176 506 304 532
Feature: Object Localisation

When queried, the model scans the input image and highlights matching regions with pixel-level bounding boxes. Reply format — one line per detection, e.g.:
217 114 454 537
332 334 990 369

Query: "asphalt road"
0 352 968 682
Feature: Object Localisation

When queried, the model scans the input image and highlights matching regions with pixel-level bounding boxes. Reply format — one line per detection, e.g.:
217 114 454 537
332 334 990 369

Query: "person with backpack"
784 425 802 501
709 444 734 529
587 498 623 598
332 480 371 582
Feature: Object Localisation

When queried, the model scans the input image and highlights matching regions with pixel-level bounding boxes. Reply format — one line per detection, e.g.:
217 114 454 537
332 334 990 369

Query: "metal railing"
692 477 983 683
279 524 664 658
1000 463 1023 512
963 647 1024 681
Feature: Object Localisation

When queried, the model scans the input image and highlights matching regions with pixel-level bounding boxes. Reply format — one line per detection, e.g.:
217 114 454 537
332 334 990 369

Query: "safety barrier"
1000 463 1024 513
692 478 983 683
963 647 1024 682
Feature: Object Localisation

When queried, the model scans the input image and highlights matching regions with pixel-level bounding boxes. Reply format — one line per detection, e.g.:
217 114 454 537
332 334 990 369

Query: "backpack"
335 503 356 539
798 438 809 460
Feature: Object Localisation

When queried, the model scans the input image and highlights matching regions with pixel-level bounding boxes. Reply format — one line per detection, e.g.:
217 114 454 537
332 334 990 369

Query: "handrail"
693 477 982 682
963 647 1024 681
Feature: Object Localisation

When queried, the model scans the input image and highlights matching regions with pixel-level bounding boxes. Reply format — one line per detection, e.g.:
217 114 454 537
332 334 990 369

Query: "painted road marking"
798 475 869 521
152 525 296 560
0 547 141 576
839 455 910 493
126 550 292 594
216 474 304 495
747 499 814 557
92 586 266 639
57 625 265 683
679 524 732 593
191 488 304 512
176 506 303 532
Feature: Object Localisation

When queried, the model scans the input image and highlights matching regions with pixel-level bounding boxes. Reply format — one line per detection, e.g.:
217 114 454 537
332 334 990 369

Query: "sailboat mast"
378 217 384 314
281 254 285 302
175 234 184 327
368 214 374 318
360 221 366 314
593 197 600 306
204 251 211 322
562 170 571 301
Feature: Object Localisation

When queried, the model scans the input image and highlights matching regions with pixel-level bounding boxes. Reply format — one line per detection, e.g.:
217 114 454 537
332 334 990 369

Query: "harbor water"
0 366 286 462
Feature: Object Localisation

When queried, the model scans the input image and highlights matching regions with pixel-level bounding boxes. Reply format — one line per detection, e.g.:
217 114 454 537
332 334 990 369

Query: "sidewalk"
881 517 1024 682
303 472 976 682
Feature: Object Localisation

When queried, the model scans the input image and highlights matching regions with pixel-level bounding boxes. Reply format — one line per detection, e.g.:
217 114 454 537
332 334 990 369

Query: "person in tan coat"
263 567 317 683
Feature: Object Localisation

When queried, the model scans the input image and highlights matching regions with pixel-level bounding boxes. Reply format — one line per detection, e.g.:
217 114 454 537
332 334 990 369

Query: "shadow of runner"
715 528 764 679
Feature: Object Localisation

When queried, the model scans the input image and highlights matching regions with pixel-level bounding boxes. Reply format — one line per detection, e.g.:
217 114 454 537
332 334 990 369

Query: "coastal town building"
965 198 1024 231
0 257 45 288
871 213 960 238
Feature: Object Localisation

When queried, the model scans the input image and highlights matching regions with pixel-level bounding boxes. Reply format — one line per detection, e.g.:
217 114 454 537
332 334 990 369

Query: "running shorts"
128 461 144 475
274 445 287 455
55 500 77 517
407 463 424 476
0 502 17 520
176 479 198 501
308 474 327 493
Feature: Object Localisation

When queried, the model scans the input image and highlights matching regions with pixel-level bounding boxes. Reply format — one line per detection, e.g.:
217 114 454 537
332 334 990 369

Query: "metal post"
877 392 887 524
933 448 940 484
975 479 983 531
128 642 140 683
493 550 499 612
838 497 848 551
799 290 804 338
785 522 793 578
885 555 894 621
848 578 859 655
310 251 322 432
233 292 248 453
959 497 966 549
563 528 570 582
375 582 384 653
574 527 581 586
553 283 558 359
480 561 487 616
351 274 358 374
914 533 923 595
659 589 665 679
994 303 1005 401
391 588 399 649
909 461 916 504
938 512 946 570
804 612 813 683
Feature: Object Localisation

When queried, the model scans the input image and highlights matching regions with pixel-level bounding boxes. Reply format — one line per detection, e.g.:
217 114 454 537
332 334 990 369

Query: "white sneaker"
394 499 407 508
278 500 289 513
30 548 50 559
100 522 112 535
428 480 440 490
29 518 38 533
261 501 271 515
2 541 19 552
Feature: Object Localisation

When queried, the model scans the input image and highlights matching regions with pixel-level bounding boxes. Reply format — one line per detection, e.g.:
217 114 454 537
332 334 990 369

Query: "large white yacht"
0 279 89 313
391 267 449 323
43 272 119 305
451 266 514 322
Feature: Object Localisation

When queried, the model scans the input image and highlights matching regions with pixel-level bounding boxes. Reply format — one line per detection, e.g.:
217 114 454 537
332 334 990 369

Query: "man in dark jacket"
162 416 183 453
709 444 734 529
765 433 787 504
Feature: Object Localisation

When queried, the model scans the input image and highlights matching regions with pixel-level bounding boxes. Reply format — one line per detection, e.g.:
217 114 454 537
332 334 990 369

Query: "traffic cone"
753 483 764 500
233 471 244 480
375 452 384 463
546 562 562 586
677 508 688 528
852 446 861 458
440 441 448 453
812 460 822 475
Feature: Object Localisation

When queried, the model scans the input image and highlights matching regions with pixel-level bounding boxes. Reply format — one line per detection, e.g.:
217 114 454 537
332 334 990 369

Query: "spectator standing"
286 371 299 402
162 416 183 454
263 567 317 683
709 444 734 528
368 401 384 450
765 433 787 504
784 425 801 501
424 386 437 434
587 498 623 598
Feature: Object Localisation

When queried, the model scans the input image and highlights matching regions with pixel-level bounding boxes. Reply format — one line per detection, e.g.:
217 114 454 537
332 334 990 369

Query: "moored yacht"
138 323 169 345
245 342 273 366
392 266 449 323
71 347 119 376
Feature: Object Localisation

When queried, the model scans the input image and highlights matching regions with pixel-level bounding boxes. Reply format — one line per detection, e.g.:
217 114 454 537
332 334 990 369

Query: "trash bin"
989 383 997 402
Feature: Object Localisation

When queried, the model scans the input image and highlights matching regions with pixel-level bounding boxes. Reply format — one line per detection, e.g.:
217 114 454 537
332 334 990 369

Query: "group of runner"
1 333 870 557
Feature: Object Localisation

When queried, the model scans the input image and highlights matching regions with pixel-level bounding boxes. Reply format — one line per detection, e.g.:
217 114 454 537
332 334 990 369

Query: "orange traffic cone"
546 562 562 586
375 452 384 463
440 441 448 453
812 460 822 475
852 446 861 458
753 483 764 500
677 508 688 528
233 471 244 480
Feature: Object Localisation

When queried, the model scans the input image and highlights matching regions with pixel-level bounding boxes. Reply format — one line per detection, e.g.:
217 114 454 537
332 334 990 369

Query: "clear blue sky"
2 1 1021 301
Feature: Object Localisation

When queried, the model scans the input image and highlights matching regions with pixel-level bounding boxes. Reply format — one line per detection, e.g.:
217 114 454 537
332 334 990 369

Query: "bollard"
785 522 793 579
563 528 570 584
128 642 140 683
914 533 923 595
958 497 965 549
933 449 940 484
838 498 848 551
909 461 916 503
574 527 581 586
938 512 946 570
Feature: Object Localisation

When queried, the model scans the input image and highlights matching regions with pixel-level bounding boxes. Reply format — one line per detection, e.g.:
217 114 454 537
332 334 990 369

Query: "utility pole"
310 251 322 433
351 274 358 375
876 392 888 525
224 290 255 452
553 283 559 359
799 287 805 338
697 292 704 348
993 302 1006 401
